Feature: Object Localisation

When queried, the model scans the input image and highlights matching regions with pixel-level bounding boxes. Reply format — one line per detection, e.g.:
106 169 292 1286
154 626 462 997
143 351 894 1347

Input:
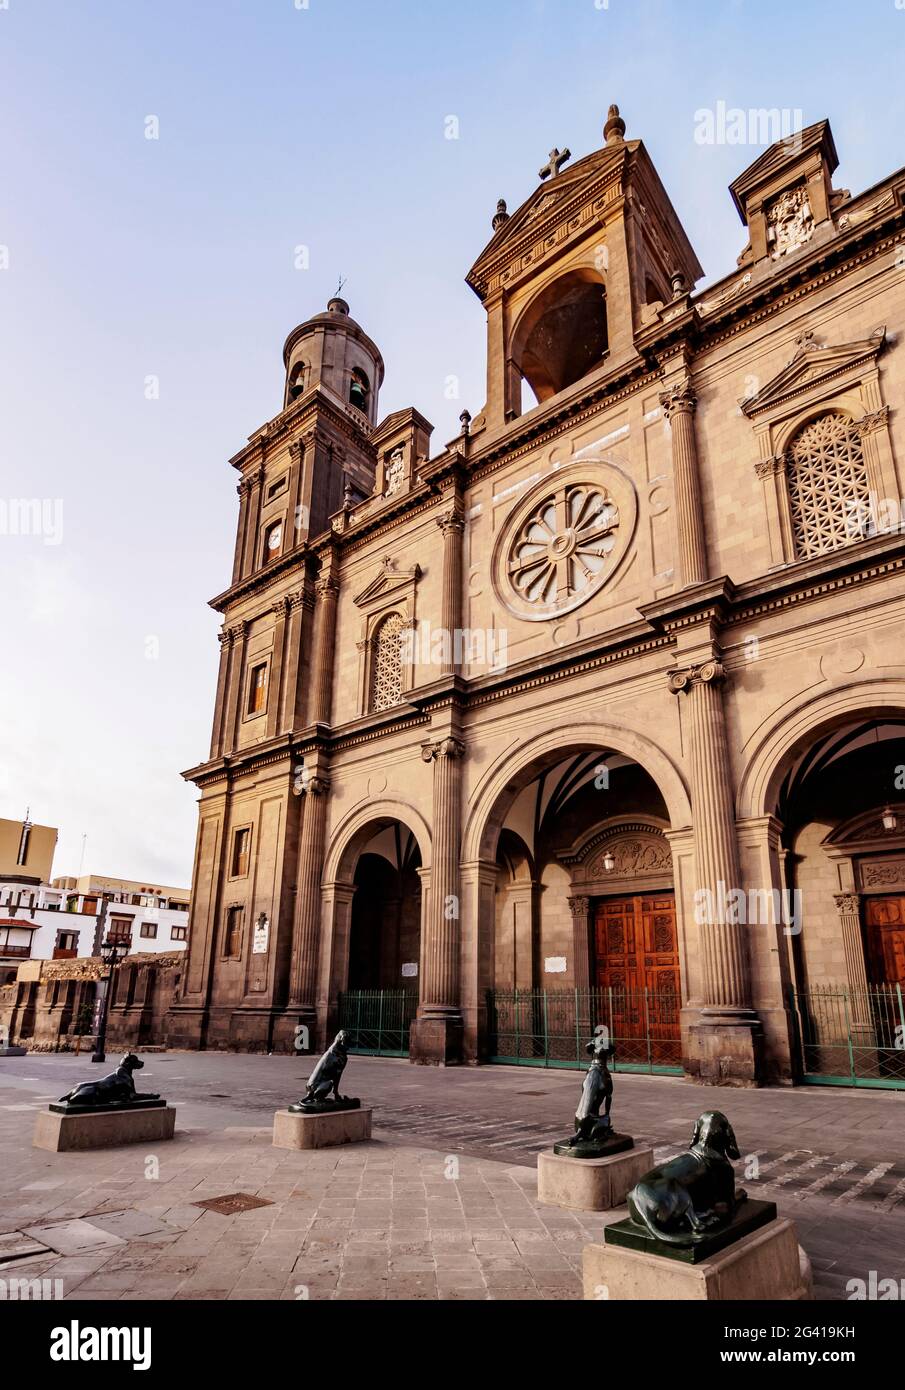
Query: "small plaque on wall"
252 917 270 954
401 962 418 978
544 956 567 974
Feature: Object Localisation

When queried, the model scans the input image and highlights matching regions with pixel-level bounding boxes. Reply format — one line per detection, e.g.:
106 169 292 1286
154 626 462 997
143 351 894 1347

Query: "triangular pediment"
740 327 886 417
353 558 421 609
466 144 634 300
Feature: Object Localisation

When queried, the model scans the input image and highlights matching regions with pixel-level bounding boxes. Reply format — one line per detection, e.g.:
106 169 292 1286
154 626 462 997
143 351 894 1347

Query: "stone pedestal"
583 1218 812 1301
409 1016 463 1065
538 1146 654 1212
33 1106 176 1153
686 1019 765 1087
272 1107 372 1150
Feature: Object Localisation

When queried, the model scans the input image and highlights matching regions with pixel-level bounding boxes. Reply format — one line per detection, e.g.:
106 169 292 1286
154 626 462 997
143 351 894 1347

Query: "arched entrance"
323 807 429 1057
465 733 690 1071
741 702 905 1089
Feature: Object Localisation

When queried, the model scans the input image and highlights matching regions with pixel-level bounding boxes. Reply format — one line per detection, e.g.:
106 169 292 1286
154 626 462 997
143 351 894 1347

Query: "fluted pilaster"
437 508 465 677
660 380 707 588
419 737 465 1015
669 660 751 1014
311 575 339 725
288 771 330 1014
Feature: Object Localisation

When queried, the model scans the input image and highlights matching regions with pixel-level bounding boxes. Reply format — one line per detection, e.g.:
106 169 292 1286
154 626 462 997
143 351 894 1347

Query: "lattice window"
369 612 405 712
787 412 870 559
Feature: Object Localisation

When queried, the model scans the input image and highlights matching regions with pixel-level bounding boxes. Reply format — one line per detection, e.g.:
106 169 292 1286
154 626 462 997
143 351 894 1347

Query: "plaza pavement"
1 1052 903 1301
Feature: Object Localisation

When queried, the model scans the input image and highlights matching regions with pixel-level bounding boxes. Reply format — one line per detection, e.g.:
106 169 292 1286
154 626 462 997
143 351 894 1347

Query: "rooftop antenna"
335 274 347 297
77 832 87 879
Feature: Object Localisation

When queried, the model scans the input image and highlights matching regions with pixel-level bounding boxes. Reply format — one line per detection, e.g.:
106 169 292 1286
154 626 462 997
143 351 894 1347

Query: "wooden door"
864 896 905 985
593 893 679 1063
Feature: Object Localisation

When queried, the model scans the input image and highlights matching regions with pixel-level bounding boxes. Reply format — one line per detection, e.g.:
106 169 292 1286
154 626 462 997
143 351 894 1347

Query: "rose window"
507 484 619 612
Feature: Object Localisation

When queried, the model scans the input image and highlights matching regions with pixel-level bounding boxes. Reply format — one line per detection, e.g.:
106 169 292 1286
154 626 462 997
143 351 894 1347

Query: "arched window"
288 363 307 402
349 367 370 413
786 411 870 559
368 612 406 712
511 270 608 410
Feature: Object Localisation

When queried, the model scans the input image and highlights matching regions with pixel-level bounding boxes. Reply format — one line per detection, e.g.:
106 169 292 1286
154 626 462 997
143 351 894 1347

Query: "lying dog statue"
627 1110 746 1244
58 1053 159 1109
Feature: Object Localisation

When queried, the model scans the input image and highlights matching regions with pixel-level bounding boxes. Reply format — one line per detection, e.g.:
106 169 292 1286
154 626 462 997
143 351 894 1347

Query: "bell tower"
283 295 384 426
466 107 703 437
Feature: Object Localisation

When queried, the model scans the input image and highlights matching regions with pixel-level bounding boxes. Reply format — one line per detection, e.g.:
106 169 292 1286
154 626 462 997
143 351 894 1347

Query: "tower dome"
282 295 385 426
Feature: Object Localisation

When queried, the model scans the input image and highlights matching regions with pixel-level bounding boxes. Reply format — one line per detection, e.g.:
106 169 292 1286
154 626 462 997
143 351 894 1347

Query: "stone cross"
539 146 571 180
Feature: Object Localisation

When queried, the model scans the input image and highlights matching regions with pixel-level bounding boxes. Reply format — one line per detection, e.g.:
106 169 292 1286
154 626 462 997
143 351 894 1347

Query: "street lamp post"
91 903 127 1064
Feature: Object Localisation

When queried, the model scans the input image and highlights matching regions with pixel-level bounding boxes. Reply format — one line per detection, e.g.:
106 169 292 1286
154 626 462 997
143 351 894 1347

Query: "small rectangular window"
140 922 158 939
223 907 242 958
266 475 288 502
108 916 132 944
248 664 268 715
232 827 251 877
170 925 188 942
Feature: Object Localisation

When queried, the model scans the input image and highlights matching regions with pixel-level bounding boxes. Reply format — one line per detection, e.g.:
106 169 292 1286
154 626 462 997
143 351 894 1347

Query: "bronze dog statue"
568 1033 615 1146
627 1111 746 1244
58 1053 158 1109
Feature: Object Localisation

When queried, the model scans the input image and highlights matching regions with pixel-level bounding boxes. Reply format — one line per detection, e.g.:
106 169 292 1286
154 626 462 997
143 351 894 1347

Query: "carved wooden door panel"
864 895 905 985
593 894 679 1060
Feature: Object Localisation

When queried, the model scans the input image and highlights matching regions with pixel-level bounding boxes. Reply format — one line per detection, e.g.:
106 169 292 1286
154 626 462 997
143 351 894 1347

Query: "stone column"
316 880 357 1051
241 464 265 576
659 380 707 588
223 621 247 755
266 598 289 740
669 660 763 1084
209 627 233 758
834 893 875 1042
287 768 330 1039
232 479 251 585
411 735 465 1063
278 592 306 733
310 574 340 725
568 896 592 993
437 507 465 677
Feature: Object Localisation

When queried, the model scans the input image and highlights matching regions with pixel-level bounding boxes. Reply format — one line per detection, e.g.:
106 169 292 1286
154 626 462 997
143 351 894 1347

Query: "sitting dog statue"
568 1033 615 1147
292 1030 356 1110
58 1053 158 1109
627 1110 746 1244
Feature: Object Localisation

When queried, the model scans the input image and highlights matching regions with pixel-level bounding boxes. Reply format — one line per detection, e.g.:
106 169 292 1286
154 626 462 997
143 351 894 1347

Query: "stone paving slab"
2 1053 905 1300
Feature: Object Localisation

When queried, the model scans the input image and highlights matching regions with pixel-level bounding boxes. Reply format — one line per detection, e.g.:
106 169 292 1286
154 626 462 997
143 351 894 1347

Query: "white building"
0 874 190 972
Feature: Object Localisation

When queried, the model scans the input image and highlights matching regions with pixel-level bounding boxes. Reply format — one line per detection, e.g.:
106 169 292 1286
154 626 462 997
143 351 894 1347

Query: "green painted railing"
790 983 905 1090
338 989 419 1057
485 987 682 1073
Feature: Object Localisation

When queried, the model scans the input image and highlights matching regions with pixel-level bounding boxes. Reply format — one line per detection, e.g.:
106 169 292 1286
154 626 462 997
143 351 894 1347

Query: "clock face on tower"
492 458 637 621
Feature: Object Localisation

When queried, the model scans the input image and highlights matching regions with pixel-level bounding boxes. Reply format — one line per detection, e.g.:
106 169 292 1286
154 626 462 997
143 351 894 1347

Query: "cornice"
726 531 905 626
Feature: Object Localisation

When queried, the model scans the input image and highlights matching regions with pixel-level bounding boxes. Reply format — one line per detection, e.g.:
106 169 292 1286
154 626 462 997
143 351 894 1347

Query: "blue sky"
1 0 903 885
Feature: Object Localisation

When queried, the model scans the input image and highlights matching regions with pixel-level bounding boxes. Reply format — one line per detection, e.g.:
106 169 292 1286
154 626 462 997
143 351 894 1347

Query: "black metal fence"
484 986 682 1072
338 989 419 1057
791 984 905 1089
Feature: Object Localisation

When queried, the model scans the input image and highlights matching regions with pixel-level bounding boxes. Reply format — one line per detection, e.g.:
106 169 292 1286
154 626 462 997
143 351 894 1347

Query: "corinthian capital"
437 508 466 537
659 379 697 421
421 737 465 763
314 575 340 602
667 660 725 694
292 766 330 797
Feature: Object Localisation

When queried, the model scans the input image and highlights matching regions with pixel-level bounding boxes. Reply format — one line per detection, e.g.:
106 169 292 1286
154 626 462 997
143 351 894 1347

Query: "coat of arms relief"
766 186 814 260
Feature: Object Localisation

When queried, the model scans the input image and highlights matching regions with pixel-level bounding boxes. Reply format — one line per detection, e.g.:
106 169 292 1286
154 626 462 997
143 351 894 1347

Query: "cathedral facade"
168 109 905 1087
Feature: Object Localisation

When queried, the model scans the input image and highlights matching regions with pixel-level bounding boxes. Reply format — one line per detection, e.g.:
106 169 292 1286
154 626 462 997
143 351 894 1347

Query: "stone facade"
167 109 905 1085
